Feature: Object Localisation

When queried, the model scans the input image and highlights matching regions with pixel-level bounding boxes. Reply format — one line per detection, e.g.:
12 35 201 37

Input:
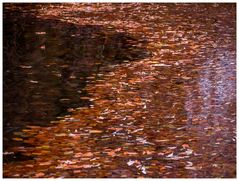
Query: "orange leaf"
182 144 189 149
34 172 45 177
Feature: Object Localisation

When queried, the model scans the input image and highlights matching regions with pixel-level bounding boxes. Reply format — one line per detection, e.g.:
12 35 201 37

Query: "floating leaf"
19 65 32 69
82 152 93 157
123 151 138 156
89 130 103 134
114 148 122 152
35 31 46 35
182 144 189 149
80 97 91 100
107 150 116 157
63 151 74 155
12 137 23 141
127 160 135 166
37 145 50 150
55 133 67 137
184 149 193 155
39 161 52 166
34 172 45 177
152 63 171 67
185 166 197 170
141 166 147 174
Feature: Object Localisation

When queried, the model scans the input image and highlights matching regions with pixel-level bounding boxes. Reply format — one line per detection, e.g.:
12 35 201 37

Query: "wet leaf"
63 151 74 155
82 152 94 157
185 166 197 170
39 161 52 166
123 151 138 156
12 137 23 141
35 31 46 35
89 130 103 134
55 133 67 137
107 150 116 157
127 160 135 166
37 145 50 150
152 63 171 67
34 172 45 177
182 144 189 149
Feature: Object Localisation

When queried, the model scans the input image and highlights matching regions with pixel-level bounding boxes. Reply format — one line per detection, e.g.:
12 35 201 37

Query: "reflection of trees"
3 4 150 145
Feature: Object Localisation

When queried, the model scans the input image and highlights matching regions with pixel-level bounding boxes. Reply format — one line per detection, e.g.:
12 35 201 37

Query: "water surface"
3 3 236 178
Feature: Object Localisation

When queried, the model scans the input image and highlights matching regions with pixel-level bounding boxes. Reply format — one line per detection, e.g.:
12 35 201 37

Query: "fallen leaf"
26 164 34 168
12 137 23 141
114 148 122 152
89 130 103 134
40 45 45 50
123 151 138 155
141 166 147 174
82 152 93 157
107 150 116 157
55 133 67 137
182 144 189 149
185 166 197 170
39 161 52 166
35 31 46 35
34 172 45 177
127 160 135 166
166 152 174 158
63 151 74 155
73 170 81 174
143 150 155 155
152 63 171 67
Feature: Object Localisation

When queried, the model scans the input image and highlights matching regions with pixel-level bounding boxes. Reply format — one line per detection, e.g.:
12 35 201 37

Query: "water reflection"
184 48 236 177
3 7 150 149
185 51 236 127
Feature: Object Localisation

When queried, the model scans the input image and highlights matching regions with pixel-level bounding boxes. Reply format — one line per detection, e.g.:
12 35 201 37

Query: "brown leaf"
89 130 103 134
182 144 189 149
34 172 45 177
123 151 138 155
107 150 116 157
39 161 52 166
114 148 122 152
82 152 93 157
12 137 23 141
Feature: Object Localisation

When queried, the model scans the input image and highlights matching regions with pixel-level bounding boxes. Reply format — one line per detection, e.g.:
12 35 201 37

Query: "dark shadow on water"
3 4 151 152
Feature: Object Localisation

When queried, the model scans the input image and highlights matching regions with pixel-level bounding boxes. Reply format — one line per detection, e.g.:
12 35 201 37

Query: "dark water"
3 5 150 151
3 3 236 178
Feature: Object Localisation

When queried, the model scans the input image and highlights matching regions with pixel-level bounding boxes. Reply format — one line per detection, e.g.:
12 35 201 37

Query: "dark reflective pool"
3 5 150 151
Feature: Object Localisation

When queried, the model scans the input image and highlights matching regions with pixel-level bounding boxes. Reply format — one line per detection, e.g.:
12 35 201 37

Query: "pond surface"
3 4 149 150
3 3 236 178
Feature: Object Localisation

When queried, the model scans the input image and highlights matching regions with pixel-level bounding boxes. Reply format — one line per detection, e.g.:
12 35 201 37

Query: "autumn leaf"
89 130 103 134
